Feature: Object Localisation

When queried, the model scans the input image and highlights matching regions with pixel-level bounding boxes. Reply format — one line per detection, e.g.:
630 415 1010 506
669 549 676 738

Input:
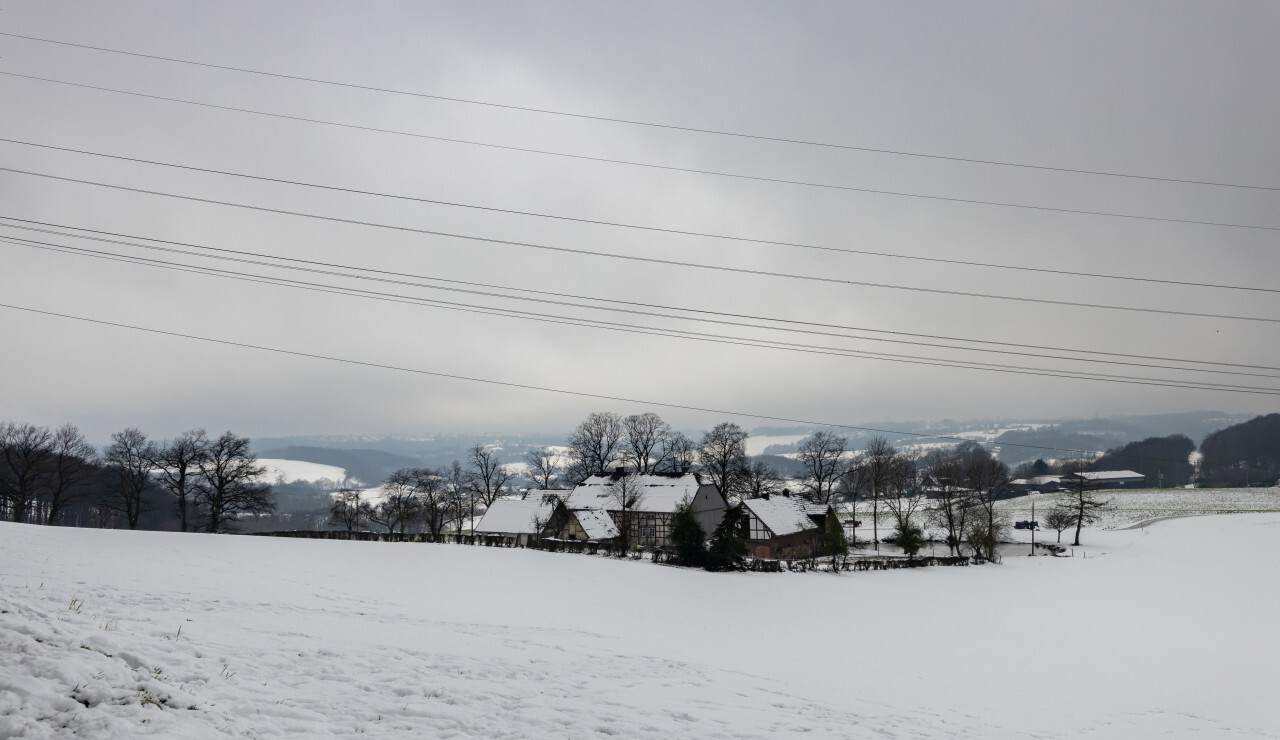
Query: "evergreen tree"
894 520 926 558
705 505 747 571
668 497 706 566
821 513 849 571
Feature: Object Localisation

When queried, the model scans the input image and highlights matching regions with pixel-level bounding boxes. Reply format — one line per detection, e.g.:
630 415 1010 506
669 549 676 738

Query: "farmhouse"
740 491 832 560
1061 470 1146 489
921 474 974 497
565 470 727 548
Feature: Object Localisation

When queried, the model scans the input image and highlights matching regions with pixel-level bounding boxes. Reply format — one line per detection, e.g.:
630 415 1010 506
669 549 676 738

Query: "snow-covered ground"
255 459 347 486
3 514 1278 738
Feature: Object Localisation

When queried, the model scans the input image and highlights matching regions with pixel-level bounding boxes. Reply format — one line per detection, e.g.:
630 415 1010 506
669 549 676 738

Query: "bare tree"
412 468 450 541
468 445 513 508
740 459 783 499
330 489 373 532
656 431 697 473
927 456 973 556
605 473 647 552
369 469 423 534
1043 505 1075 543
796 432 849 504
565 412 624 483
42 424 97 526
525 447 562 489
621 412 671 474
883 453 926 530
834 463 869 545
959 442 1010 561
0 421 54 523
698 422 749 501
1063 474 1110 546
444 459 472 538
195 431 274 533
148 429 208 532
861 437 898 552
103 428 157 530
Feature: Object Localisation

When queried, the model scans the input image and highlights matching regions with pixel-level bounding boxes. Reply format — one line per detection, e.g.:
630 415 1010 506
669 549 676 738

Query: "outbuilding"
740 491 831 560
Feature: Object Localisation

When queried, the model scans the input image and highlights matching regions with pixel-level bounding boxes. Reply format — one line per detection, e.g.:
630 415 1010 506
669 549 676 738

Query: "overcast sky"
2 1 1278 442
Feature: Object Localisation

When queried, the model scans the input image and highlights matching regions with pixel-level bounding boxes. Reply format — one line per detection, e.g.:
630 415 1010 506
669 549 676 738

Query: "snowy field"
3 514 1279 738
845 487 1280 535
255 459 347 486
997 486 1280 529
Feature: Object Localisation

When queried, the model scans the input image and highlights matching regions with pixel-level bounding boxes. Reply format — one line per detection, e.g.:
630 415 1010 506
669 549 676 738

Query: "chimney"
614 466 625 476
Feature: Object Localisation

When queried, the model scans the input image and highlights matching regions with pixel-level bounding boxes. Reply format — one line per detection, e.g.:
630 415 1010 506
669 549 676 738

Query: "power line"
5 71 1280 234
0 300 1251 467
7 166 1280 325
6 220 1274 375
6 234 1279 396
3 136 1274 295
2 31 1275 193
4 217 1279 381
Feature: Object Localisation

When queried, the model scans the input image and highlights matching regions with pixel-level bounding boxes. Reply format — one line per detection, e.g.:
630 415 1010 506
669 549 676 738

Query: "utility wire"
6 219 1273 374
4 71 1279 234
4 218 1278 381
2 31 1275 192
0 300 1257 468
6 166 1280 325
6 234 1279 396
2 137 1274 295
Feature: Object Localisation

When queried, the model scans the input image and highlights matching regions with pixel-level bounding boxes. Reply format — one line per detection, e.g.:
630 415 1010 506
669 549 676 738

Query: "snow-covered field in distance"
3 514 1278 738
255 459 347 485
743 434 809 456
997 487 1280 529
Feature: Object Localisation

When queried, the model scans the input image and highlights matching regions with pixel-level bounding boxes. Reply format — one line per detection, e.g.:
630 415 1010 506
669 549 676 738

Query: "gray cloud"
1 0 1278 441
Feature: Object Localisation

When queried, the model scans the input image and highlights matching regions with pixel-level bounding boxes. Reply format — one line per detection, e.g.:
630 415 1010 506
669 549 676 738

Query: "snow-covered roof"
572 507 620 540
1028 475 1062 485
742 495 825 537
570 473 711 513
474 497 553 535
1066 470 1144 481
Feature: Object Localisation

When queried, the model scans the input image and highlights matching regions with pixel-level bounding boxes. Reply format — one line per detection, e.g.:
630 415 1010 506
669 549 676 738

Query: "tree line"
326 443 517 540
0 422 272 533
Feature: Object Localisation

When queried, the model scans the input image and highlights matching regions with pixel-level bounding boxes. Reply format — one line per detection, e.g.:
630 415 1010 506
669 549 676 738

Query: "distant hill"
1199 414 1280 487
993 411 1252 466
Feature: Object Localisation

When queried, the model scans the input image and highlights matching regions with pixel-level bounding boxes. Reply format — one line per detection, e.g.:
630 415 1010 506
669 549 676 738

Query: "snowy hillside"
3 515 1278 738
255 459 347 485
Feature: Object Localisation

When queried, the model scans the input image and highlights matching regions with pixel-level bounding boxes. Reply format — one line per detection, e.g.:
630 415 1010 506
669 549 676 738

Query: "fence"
252 530 980 571
254 530 477 544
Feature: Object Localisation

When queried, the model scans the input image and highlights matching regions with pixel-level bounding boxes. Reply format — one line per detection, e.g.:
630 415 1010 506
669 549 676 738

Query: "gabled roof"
569 473 713 513
742 495 825 537
571 507 620 540
474 497 553 535
1065 470 1144 481
1028 475 1062 485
